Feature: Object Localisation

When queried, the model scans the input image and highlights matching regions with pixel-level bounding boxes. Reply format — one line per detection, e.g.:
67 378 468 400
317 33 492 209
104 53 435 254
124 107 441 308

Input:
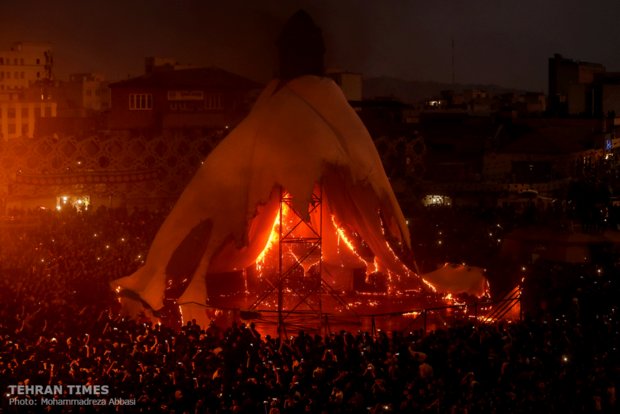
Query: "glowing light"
333 216 361 255
255 214 280 274
422 194 452 207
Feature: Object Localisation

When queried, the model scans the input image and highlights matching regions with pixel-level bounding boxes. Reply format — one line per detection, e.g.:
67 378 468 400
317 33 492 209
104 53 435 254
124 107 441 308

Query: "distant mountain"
363 76 526 104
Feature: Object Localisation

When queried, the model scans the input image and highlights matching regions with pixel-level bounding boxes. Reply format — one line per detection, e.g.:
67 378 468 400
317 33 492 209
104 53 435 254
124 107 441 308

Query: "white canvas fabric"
112 76 419 323
422 263 489 297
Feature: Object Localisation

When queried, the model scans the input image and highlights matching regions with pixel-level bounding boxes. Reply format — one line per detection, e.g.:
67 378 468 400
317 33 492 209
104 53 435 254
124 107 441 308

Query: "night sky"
2 0 620 92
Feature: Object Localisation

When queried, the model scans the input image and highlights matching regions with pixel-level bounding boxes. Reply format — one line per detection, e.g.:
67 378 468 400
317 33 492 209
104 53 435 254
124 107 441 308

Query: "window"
34 108 41 118
7 108 15 118
20 72 25 79
36 58 40 65
0 58 3 64
22 124 28 136
21 108 28 117
204 93 223 110
129 93 153 110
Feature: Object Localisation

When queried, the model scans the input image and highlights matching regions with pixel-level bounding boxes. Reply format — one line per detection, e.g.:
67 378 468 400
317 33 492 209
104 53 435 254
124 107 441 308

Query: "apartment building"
0 42 53 91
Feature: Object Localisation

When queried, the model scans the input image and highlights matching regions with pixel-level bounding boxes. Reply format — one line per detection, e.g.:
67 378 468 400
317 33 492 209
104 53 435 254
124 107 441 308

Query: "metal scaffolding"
247 185 352 336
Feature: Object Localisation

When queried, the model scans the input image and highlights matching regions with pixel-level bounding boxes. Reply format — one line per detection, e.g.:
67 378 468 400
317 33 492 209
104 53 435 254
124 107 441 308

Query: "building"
65 73 111 113
592 72 620 118
0 97 57 140
108 67 262 132
145 57 196 73
482 118 609 195
548 53 605 116
0 42 56 139
0 42 53 91
327 70 363 101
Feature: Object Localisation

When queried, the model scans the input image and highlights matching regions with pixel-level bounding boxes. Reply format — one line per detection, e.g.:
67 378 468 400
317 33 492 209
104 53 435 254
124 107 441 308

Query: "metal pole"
277 187 284 338
318 185 323 332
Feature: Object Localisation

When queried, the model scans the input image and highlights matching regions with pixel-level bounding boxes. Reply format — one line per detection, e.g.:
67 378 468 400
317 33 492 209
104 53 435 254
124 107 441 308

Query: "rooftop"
110 67 262 91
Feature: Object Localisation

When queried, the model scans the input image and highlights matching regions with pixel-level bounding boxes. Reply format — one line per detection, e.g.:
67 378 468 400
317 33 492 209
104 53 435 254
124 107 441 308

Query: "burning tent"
422 263 489 298
112 11 427 326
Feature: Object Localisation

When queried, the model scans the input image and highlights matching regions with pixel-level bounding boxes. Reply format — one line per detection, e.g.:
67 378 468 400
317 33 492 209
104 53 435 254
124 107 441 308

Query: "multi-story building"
0 42 56 139
548 53 605 116
0 42 53 91
66 73 111 112
592 73 620 119
0 96 57 140
108 66 261 132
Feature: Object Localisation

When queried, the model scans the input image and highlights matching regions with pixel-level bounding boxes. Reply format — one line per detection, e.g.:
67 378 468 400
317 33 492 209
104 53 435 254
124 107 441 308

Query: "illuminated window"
129 93 153 110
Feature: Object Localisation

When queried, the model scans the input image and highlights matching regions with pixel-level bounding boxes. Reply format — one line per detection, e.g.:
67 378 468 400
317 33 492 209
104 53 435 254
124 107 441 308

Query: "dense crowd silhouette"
0 207 617 413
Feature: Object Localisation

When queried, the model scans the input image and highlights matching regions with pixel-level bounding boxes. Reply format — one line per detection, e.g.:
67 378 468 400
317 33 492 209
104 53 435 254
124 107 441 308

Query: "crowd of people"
0 206 617 413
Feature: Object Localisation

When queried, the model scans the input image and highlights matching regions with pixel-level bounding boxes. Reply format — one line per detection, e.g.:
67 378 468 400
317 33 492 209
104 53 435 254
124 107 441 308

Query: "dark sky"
2 0 620 92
